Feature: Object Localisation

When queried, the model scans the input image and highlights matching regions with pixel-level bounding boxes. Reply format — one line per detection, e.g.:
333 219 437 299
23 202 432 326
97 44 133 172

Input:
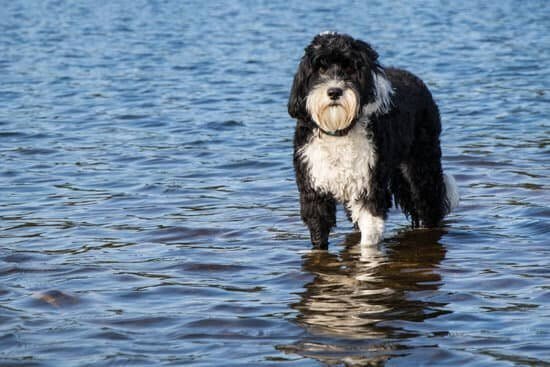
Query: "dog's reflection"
285 229 449 366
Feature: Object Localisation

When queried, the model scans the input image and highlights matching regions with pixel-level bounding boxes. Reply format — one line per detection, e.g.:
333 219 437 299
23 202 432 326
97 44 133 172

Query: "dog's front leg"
357 209 385 245
348 201 385 245
300 192 336 249
354 162 392 245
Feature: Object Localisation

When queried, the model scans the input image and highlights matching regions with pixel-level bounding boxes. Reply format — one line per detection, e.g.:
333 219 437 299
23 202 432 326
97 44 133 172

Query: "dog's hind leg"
403 161 447 228
300 192 336 249
391 168 420 227
403 130 448 228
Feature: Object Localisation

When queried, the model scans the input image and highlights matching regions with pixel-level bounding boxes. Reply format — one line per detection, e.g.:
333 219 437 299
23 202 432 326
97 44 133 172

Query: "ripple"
1 0 549 366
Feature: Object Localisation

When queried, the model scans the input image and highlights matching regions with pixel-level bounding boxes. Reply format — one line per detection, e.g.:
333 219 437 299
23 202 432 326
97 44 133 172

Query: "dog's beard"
306 82 359 133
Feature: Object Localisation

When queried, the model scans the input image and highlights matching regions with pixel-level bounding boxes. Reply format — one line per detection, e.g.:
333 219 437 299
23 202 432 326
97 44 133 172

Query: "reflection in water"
285 230 450 365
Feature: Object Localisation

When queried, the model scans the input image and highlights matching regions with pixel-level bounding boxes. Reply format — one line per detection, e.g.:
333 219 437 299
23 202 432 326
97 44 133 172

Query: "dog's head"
288 32 392 133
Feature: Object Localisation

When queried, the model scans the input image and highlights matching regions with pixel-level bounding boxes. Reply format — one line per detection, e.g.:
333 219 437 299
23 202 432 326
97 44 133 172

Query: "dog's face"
288 32 392 131
304 56 361 133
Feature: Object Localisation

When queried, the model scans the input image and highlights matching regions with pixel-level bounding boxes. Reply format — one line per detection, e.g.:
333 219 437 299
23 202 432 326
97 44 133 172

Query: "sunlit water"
1 1 549 366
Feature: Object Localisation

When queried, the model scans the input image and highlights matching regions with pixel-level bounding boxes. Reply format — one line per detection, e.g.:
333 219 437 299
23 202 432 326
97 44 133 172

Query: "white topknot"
319 30 337 36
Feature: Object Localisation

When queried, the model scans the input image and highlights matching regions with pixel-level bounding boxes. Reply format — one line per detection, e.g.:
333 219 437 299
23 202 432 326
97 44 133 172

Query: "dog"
288 32 459 249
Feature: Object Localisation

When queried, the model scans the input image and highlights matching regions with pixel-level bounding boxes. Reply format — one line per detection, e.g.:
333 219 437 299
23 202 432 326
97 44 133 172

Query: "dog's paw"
357 211 385 245
309 228 329 250
360 228 384 245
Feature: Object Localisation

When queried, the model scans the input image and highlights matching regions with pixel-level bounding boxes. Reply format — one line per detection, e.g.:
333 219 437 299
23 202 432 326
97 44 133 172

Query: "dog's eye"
318 66 328 74
345 66 356 75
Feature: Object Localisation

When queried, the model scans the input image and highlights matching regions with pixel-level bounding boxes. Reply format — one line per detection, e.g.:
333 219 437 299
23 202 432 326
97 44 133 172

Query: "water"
1 1 549 366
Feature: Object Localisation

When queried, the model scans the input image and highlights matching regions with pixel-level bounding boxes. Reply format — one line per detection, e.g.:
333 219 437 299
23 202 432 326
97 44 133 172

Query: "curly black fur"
289 32 451 249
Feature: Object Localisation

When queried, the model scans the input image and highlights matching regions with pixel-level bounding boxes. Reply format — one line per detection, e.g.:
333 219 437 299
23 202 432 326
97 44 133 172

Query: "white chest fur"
298 123 376 203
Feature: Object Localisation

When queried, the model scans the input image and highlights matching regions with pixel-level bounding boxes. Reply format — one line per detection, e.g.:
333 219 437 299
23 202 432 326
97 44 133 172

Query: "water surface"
1 1 549 366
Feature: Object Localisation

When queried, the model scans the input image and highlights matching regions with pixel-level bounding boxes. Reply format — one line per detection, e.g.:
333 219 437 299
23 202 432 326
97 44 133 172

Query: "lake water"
1 1 549 366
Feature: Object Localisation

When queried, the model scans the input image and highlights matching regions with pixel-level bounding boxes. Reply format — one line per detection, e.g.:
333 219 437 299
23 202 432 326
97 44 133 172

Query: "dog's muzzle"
306 81 360 136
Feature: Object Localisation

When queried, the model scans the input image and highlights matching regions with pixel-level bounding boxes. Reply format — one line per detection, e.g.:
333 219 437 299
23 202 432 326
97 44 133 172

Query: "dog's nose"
327 87 343 100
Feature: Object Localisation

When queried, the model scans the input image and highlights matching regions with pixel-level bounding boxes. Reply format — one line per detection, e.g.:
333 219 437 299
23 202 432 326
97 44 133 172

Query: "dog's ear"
353 39 379 66
288 54 312 120
353 40 393 115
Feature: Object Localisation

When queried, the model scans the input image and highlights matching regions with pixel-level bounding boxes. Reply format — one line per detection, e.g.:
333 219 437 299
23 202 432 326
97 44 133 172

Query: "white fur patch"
359 213 385 245
443 173 459 213
363 71 394 116
348 201 385 245
298 121 375 204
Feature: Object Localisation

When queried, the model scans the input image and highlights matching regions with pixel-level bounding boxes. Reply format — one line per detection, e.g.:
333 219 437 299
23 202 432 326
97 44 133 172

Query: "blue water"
1 1 549 366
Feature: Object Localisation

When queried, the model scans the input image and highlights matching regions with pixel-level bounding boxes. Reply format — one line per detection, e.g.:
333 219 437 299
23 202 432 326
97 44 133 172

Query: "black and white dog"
288 32 458 249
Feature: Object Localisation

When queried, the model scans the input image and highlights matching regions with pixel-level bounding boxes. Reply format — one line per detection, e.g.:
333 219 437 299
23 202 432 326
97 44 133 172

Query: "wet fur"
288 33 457 249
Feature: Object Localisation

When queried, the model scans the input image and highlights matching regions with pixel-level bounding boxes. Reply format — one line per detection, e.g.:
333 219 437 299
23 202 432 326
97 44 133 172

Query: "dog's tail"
443 173 459 214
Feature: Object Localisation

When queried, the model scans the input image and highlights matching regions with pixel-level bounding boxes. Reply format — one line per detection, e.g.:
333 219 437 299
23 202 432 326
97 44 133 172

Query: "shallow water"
1 1 549 366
